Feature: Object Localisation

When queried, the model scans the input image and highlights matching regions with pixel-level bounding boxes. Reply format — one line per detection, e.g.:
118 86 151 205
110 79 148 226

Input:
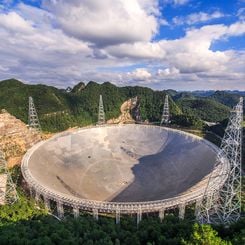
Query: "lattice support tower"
132 96 141 122
0 151 18 205
116 207 120 224
137 207 142 226
135 104 141 122
57 201 64 219
73 206 79 218
93 208 99 220
44 196 51 211
159 208 165 222
196 97 243 225
161 95 170 125
28 96 41 132
179 203 186 219
97 95 105 125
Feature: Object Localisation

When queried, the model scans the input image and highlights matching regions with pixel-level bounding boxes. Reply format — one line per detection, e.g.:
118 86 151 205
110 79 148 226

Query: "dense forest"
1 78 243 132
0 166 244 245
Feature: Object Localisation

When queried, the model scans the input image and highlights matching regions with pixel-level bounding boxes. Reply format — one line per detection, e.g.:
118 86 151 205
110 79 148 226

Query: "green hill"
173 91 196 100
176 98 230 122
0 78 235 132
0 79 183 132
0 79 69 122
209 91 241 108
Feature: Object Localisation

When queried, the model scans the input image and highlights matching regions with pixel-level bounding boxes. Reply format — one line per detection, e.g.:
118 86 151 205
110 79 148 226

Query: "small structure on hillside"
97 95 105 125
0 150 18 205
161 95 170 125
28 97 42 132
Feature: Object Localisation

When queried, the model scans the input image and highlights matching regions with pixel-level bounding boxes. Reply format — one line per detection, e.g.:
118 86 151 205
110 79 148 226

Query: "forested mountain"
0 79 69 122
0 78 243 132
175 98 230 122
209 91 241 108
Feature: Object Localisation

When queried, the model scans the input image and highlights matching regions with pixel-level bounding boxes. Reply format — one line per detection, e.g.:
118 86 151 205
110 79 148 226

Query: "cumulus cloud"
106 41 165 59
42 0 159 47
105 22 245 75
0 8 93 86
0 12 33 33
0 1 244 90
173 11 224 25
157 67 180 76
126 68 152 81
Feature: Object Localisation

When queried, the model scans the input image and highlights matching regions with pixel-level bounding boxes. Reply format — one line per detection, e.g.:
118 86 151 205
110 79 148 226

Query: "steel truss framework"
161 95 170 125
29 185 194 223
28 96 41 132
0 151 18 204
131 96 141 122
22 124 222 224
134 103 141 122
97 95 105 125
197 97 243 225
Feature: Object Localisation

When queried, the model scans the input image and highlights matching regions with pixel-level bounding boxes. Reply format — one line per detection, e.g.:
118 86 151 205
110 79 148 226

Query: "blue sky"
0 0 244 90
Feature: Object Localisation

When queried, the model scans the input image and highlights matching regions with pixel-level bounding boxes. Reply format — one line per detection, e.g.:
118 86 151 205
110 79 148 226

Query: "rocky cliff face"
107 97 138 124
0 109 42 167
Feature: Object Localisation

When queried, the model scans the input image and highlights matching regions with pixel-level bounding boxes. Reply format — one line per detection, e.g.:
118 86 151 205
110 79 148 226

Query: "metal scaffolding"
116 207 120 224
0 151 18 205
28 96 41 132
73 206 79 218
161 95 170 125
197 97 243 225
131 96 141 122
97 95 105 125
57 201 64 219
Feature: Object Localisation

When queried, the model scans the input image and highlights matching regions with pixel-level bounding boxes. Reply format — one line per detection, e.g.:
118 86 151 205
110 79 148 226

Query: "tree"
183 224 231 245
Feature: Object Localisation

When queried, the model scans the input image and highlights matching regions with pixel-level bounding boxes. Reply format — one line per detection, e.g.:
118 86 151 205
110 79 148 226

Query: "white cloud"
173 11 224 25
16 2 54 28
0 65 9 72
159 23 245 74
0 8 93 86
237 8 245 21
157 67 180 76
173 0 189 5
106 22 245 74
226 21 245 36
106 42 165 59
0 12 33 33
42 0 159 47
0 2 244 90
174 0 190 5
164 0 190 6
126 68 152 81
159 18 169 26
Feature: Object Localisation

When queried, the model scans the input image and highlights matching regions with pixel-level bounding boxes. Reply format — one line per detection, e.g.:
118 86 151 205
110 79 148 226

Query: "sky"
0 0 244 90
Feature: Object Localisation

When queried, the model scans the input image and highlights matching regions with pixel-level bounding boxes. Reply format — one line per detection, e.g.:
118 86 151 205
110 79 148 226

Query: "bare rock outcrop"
107 97 138 124
0 109 42 167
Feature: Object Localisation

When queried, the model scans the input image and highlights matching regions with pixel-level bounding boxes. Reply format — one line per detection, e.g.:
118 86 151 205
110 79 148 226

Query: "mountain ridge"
0 78 241 132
